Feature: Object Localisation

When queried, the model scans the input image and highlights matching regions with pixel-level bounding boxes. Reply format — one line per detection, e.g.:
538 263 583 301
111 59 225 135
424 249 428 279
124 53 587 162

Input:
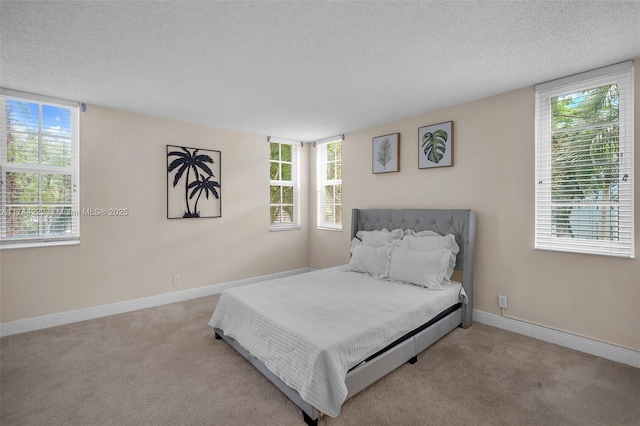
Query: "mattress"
208 266 463 417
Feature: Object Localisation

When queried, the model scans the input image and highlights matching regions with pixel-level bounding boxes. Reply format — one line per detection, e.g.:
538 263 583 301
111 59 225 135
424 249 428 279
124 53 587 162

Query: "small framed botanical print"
372 133 400 174
418 121 453 169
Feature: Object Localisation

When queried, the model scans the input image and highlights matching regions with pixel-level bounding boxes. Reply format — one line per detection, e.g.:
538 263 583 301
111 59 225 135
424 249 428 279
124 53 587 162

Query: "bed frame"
214 208 476 425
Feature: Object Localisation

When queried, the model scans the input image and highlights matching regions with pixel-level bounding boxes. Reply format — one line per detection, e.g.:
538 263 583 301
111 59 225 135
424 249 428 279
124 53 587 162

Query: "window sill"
534 244 634 259
317 226 342 232
269 226 301 232
0 239 80 250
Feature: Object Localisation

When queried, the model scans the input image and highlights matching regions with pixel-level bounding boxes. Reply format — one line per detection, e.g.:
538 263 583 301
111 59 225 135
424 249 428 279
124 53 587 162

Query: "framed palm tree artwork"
372 133 400 174
167 145 221 219
418 121 453 169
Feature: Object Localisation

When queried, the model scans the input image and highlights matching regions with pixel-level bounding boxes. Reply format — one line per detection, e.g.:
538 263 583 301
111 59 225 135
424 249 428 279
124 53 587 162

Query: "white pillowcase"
399 233 459 251
350 237 362 254
403 229 442 237
355 228 404 246
387 246 451 290
345 243 391 278
394 234 459 280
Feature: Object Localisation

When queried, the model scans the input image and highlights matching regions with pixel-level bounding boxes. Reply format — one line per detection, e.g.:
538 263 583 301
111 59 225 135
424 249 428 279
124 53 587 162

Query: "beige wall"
310 66 640 350
0 106 310 322
1 66 638 352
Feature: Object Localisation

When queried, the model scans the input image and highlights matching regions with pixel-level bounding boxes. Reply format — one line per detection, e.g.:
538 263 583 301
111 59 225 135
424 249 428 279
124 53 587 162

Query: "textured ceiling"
1 1 639 141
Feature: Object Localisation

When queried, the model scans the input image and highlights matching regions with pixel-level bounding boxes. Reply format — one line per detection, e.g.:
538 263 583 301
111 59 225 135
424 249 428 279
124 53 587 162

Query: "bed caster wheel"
409 356 418 364
214 332 222 340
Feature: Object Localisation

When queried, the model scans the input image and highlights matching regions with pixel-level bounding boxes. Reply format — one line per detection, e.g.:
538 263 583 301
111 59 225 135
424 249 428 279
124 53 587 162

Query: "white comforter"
208 266 463 417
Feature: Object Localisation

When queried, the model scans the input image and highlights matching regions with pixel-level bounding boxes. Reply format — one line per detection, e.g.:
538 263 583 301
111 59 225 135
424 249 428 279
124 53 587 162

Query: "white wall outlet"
498 295 508 309
173 275 181 286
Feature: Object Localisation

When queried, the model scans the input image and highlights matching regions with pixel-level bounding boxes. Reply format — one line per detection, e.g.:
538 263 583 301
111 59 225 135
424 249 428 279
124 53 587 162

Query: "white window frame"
0 89 80 249
316 136 343 231
535 61 634 258
269 137 300 231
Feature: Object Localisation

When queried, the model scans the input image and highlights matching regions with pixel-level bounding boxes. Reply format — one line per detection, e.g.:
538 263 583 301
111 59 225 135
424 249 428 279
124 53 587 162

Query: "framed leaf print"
372 133 400 174
167 145 221 219
418 121 453 169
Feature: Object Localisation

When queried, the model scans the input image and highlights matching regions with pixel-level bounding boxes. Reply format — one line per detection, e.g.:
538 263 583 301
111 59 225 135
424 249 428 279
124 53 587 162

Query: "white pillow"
387 246 451 290
394 234 459 280
355 228 404 246
403 229 442 237
350 237 362 254
345 244 391 278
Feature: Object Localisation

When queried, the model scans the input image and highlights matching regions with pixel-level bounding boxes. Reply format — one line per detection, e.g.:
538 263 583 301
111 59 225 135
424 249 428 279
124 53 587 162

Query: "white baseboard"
0 267 311 337
473 310 640 368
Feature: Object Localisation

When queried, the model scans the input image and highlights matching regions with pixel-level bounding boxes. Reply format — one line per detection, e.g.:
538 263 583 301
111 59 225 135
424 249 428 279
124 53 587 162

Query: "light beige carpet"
1 295 639 426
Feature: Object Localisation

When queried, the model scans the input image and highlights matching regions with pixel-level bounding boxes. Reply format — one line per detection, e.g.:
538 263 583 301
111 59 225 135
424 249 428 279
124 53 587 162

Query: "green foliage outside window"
3 99 75 238
319 140 342 227
270 142 296 225
550 84 620 240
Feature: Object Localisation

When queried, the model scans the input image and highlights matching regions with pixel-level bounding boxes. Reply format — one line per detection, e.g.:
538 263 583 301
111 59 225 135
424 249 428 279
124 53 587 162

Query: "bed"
209 208 476 425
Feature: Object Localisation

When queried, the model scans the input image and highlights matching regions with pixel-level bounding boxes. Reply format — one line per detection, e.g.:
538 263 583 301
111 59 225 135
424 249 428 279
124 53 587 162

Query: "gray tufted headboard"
351 208 476 327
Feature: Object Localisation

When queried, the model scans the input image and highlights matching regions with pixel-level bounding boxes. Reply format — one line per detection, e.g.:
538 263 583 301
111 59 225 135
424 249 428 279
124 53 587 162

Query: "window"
535 61 634 257
0 89 80 248
269 137 299 230
316 136 342 230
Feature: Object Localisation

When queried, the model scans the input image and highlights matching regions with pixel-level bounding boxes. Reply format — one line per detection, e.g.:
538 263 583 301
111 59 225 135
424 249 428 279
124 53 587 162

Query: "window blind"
316 136 343 230
534 61 634 258
269 136 300 230
0 89 80 248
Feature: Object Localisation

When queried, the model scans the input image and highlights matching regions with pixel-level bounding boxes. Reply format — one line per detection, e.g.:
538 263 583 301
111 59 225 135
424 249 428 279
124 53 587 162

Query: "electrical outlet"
498 295 508 309
173 275 181 286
